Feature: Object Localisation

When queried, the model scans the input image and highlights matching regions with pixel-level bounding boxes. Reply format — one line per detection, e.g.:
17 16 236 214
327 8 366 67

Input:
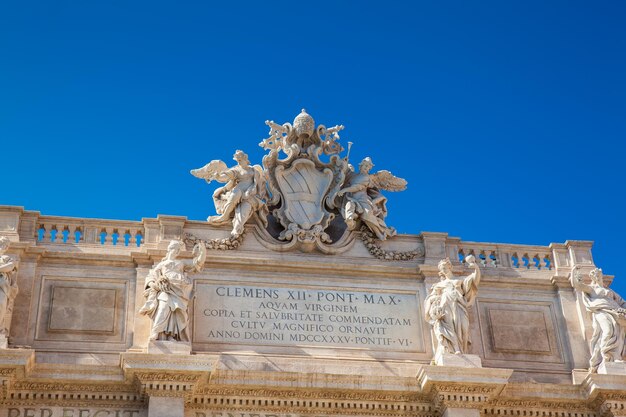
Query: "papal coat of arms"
190 110 420 259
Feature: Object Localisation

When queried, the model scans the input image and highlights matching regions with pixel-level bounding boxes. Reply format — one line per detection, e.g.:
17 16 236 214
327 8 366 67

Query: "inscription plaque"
193 282 421 351
2 407 145 417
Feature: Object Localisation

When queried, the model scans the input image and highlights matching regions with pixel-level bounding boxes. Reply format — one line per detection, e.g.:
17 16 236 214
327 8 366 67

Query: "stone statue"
570 266 626 373
336 157 406 241
424 256 481 358
0 236 18 342
191 150 268 237
139 240 206 343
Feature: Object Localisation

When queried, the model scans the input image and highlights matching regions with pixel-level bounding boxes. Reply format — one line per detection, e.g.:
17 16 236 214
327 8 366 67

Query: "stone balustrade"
455 242 554 270
0 207 593 275
35 216 145 247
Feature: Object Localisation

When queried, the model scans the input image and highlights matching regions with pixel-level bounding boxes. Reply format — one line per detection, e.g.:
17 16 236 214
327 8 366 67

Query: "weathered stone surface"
48 286 117 333
0 111 622 417
149 396 183 417
434 352 482 367
147 340 191 355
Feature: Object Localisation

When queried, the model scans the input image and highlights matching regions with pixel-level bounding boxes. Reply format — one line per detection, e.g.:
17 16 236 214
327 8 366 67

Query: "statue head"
293 109 315 139
233 150 250 167
359 157 374 173
166 240 183 257
590 268 604 286
0 236 9 254
438 258 453 279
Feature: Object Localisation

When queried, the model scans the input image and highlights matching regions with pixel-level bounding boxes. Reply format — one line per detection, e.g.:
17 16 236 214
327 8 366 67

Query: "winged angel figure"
337 157 407 240
191 150 268 237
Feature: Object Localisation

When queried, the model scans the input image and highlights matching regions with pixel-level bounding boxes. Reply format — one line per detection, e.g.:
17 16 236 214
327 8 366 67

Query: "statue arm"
144 266 160 290
464 255 481 289
0 259 17 273
213 168 236 184
570 267 593 295
337 181 366 196
183 244 206 273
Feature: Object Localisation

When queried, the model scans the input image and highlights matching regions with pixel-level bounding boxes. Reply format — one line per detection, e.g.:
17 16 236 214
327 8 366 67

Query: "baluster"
48 224 57 243
98 228 106 245
57 226 66 243
37 224 45 242
531 254 539 269
104 227 115 245
121 229 128 246
468 249 476 264
68 225 77 243
489 251 497 268
535 254 545 270
479 251 487 267
544 254 552 270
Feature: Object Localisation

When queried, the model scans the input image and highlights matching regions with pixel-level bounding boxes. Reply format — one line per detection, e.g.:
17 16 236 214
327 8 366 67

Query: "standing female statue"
191 150 268 237
424 256 481 358
0 236 19 341
571 266 626 372
139 240 206 343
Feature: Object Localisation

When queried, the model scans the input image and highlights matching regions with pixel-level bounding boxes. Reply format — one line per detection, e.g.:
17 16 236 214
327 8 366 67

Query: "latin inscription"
2 408 145 417
194 283 421 351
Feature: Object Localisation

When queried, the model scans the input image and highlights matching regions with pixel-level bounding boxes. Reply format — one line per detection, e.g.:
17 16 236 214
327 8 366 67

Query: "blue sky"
1 2 625 289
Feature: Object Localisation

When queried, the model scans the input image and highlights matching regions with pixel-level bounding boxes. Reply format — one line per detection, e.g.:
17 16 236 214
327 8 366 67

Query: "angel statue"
570 266 626 373
139 240 206 343
191 150 268 237
424 256 481 359
336 157 406 241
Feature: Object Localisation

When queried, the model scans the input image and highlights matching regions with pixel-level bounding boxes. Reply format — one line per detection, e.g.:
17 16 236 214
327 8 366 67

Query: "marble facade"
1 111 626 417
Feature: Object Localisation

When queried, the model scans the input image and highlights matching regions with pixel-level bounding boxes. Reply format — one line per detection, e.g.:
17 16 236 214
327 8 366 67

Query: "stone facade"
1 112 626 417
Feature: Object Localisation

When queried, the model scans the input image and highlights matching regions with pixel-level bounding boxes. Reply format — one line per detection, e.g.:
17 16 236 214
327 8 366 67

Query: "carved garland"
183 228 424 261
360 227 423 261
183 232 243 251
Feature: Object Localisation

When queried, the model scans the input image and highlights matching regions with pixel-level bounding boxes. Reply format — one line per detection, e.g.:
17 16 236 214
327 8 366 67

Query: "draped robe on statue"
141 259 194 342
580 286 626 371
424 273 479 356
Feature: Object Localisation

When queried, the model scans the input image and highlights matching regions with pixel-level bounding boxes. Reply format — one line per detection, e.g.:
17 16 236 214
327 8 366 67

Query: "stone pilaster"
421 232 449 266
0 206 24 242
551 275 591 371
566 240 595 267
121 352 213 417
129 253 156 352
157 215 187 249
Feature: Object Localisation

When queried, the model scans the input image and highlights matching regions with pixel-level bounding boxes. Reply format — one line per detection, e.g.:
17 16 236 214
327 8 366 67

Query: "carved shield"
275 159 333 230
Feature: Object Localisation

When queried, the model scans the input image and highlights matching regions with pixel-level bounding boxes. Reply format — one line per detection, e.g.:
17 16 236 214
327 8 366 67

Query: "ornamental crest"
191 109 419 258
